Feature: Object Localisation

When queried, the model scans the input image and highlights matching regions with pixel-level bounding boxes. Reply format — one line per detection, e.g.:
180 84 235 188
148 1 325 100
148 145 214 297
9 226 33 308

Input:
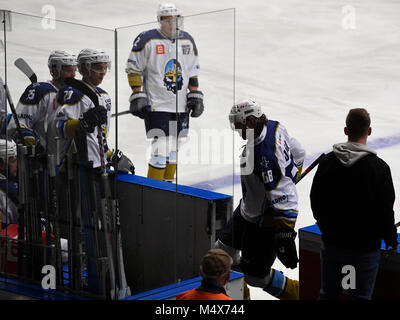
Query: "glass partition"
0 7 236 300
114 8 235 295
0 11 116 299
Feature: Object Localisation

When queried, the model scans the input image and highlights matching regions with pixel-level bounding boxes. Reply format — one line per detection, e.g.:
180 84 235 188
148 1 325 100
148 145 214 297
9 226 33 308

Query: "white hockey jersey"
7 81 58 153
126 29 200 113
54 82 111 169
0 174 19 227
239 121 306 229
0 77 5 114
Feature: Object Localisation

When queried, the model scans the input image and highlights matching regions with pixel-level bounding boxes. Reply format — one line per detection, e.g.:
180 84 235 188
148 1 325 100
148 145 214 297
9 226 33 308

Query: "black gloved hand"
79 105 107 133
186 90 204 118
110 149 135 174
129 92 150 119
274 227 299 269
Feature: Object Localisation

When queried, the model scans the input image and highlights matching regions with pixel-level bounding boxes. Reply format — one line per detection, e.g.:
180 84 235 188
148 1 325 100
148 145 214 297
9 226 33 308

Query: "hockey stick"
14 58 37 83
1 78 26 146
111 110 130 118
64 77 131 299
295 153 325 184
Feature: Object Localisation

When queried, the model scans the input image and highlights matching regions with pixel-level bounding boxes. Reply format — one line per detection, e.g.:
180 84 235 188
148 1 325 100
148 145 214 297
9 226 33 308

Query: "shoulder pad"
96 87 108 95
179 31 198 55
131 29 160 51
19 82 57 105
57 85 84 106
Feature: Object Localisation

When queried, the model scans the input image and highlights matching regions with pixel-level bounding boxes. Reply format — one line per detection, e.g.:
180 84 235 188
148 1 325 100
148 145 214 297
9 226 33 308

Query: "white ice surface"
1 0 399 300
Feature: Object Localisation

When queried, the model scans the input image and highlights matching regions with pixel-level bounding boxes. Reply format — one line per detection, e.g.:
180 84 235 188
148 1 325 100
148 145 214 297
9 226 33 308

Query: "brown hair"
346 108 370 139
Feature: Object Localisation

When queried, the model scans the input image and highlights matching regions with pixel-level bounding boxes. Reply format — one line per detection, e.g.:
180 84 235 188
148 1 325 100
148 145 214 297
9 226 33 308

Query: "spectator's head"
200 249 233 286
345 108 371 143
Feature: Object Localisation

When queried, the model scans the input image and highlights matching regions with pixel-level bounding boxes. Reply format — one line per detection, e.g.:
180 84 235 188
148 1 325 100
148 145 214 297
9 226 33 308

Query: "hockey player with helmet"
0 139 18 228
126 3 203 181
215 99 305 300
54 48 134 173
7 51 77 154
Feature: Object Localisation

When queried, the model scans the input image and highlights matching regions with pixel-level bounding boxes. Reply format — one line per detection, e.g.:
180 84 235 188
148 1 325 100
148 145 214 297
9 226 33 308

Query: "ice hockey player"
214 99 305 300
0 139 18 229
7 50 77 154
0 76 7 138
125 3 204 181
54 48 134 174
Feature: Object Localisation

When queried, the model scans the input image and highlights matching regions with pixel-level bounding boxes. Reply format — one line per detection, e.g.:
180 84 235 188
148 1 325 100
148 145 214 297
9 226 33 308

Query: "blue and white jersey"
126 28 200 113
239 121 306 228
0 174 19 227
7 81 58 152
53 82 111 169
0 77 5 114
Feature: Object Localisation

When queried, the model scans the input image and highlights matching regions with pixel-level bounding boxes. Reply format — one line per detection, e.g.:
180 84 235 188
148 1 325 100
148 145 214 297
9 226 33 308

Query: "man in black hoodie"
310 108 398 300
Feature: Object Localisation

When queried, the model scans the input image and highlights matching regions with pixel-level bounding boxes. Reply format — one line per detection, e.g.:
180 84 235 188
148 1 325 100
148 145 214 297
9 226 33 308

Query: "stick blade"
14 58 37 83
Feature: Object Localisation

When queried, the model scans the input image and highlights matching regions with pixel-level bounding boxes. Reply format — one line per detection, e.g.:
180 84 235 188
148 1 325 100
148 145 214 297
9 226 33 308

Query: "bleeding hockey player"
7 51 77 154
125 3 204 181
214 99 306 300
54 48 134 174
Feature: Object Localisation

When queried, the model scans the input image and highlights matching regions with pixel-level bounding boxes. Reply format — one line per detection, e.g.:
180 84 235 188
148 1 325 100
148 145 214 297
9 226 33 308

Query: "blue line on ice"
189 132 400 191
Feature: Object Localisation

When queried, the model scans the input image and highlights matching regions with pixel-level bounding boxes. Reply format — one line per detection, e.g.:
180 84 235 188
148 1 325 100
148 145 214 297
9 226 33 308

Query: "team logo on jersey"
163 59 183 94
156 44 165 55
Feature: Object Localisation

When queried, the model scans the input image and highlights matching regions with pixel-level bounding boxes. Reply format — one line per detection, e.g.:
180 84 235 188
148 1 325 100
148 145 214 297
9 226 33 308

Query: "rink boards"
299 224 400 299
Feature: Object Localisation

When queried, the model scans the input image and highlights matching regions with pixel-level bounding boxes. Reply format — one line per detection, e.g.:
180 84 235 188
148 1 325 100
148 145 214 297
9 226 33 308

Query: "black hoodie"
310 142 398 250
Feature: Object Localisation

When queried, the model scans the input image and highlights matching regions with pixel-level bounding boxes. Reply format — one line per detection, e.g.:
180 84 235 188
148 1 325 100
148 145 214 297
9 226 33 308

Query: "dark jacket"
310 142 398 250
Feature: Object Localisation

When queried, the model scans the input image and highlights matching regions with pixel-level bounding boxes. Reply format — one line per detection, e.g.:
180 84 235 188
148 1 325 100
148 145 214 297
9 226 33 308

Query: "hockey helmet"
77 48 111 75
0 139 17 161
229 98 263 128
157 3 181 21
48 50 77 75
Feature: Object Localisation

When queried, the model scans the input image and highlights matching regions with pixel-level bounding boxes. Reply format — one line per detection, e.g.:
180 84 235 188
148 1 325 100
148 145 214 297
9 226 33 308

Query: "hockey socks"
163 162 176 182
263 269 299 300
147 165 166 180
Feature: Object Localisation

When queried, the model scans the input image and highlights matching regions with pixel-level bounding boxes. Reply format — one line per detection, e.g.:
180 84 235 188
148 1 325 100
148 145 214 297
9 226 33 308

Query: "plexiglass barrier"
0 8 236 299
114 8 235 294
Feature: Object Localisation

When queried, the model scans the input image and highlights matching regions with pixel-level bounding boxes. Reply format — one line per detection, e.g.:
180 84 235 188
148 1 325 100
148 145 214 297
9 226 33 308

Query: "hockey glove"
186 90 204 118
274 227 299 269
110 149 135 174
79 105 107 133
129 92 150 119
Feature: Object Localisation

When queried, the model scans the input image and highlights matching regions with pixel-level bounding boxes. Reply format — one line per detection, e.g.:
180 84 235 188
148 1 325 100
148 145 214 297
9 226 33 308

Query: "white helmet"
77 48 111 75
48 50 77 75
0 139 17 161
229 99 263 127
157 3 181 22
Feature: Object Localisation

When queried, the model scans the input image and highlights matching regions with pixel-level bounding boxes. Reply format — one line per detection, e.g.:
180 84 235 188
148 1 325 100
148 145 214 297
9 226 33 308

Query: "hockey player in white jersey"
126 3 204 181
54 48 134 172
215 99 305 300
0 139 18 228
0 77 8 138
7 51 77 154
